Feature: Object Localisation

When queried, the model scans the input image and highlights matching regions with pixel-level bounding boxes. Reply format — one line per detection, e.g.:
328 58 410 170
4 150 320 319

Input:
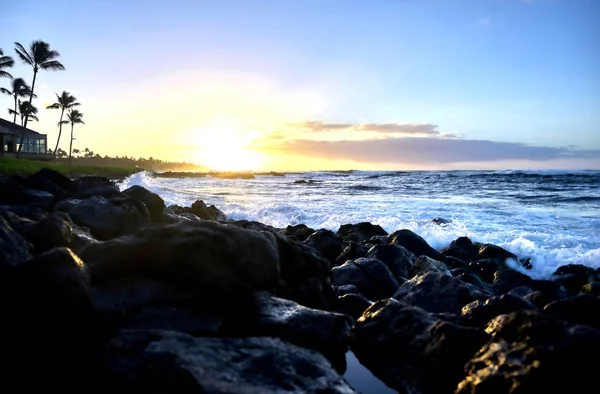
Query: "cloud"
263 137 600 165
287 121 446 136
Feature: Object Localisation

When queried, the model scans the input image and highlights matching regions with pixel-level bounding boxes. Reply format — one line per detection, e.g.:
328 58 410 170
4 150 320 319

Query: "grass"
0 157 142 179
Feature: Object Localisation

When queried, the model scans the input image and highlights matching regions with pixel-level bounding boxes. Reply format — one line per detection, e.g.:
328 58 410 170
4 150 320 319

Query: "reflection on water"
344 351 397 394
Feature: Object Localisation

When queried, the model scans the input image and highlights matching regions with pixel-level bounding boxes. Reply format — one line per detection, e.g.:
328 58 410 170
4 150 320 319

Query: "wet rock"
441 236 481 263
335 241 369 267
337 222 388 243
543 293 600 330
389 229 446 262
15 212 73 254
221 291 352 372
70 176 122 198
332 258 400 301
365 243 415 280
102 330 357 393
122 185 166 223
189 200 227 221
461 294 537 328
351 299 490 394
336 293 372 320
412 255 450 276
335 284 361 296
491 269 534 295
551 263 599 295
393 271 491 314
581 281 600 296
282 223 315 241
58 196 150 240
0 178 54 208
304 228 345 264
0 215 32 270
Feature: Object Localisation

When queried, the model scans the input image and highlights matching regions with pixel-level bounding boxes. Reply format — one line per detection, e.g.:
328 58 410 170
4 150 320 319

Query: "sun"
194 119 264 172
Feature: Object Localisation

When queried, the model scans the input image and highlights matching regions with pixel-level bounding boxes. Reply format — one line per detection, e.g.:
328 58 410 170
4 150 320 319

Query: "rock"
221 292 353 372
388 229 446 262
70 176 122 198
412 255 450 276
335 241 369 267
543 293 600 330
451 267 491 292
432 217 451 225
581 281 600 296
365 243 415 280
122 185 166 223
491 269 534 295
336 222 388 243
16 213 73 254
457 310 600 393
332 258 400 301
102 330 357 393
351 299 490 394
23 171 70 200
304 229 345 264
228 220 336 310
282 224 315 241
58 196 150 240
461 294 537 328
477 243 518 265
393 271 491 314
551 264 599 295
189 200 227 221
80 221 280 297
334 284 361 296
468 258 504 283
441 236 481 263
0 215 32 270
336 293 372 320
0 178 54 208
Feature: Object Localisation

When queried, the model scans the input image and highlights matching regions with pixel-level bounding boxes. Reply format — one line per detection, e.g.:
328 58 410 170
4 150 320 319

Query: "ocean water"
118 169 600 280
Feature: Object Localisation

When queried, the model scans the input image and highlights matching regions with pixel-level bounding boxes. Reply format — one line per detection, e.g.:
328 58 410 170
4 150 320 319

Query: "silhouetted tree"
1 77 35 123
14 40 65 156
47 91 80 154
18 100 38 126
63 109 84 165
0 48 14 78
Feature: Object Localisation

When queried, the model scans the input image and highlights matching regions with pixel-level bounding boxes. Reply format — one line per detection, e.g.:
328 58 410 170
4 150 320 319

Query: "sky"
1 0 599 171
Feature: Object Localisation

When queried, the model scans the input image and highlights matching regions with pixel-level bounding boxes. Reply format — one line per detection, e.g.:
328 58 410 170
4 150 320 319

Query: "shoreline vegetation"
1 167 599 392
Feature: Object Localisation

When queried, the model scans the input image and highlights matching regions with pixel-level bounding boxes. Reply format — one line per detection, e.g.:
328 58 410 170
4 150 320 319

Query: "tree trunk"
12 96 17 123
18 70 37 158
69 123 74 165
54 108 65 155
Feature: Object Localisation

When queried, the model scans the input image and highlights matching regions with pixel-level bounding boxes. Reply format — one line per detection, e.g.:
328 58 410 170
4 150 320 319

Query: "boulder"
69 176 122 198
461 294 537 328
304 228 345 264
412 255 450 277
0 215 32 270
389 229 446 262
282 224 315 241
332 258 400 301
102 330 357 393
335 241 369 267
336 222 388 243
122 185 166 223
365 243 415 281
16 212 73 254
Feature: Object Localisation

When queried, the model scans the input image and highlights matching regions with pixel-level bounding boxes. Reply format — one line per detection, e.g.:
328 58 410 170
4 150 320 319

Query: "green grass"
0 157 141 179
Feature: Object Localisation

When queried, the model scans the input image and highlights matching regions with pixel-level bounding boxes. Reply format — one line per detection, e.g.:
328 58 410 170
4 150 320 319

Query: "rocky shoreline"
1 168 599 393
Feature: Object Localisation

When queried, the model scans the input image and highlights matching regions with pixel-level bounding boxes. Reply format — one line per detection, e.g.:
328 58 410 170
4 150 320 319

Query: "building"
0 117 50 159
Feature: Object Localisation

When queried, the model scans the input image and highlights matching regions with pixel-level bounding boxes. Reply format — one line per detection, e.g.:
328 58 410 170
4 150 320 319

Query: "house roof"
0 117 46 137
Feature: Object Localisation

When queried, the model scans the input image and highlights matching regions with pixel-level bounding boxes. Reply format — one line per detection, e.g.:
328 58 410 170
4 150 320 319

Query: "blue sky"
1 0 599 170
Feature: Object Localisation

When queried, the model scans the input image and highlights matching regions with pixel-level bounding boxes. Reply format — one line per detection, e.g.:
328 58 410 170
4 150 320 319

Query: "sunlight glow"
192 118 265 171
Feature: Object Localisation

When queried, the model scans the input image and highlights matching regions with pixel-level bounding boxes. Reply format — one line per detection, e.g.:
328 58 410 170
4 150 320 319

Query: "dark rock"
393 271 491 314
507 285 534 298
524 289 565 309
477 243 517 264
102 330 357 393
581 281 600 296
468 258 503 283
0 215 32 270
389 229 446 262
189 200 227 221
336 293 372 320
228 220 336 310
491 269 534 295
304 228 345 264
57 196 150 240
28 168 72 190
332 258 400 301
365 243 415 280
461 294 537 328
441 236 481 263
334 241 369 267
544 293 600 330
16 213 73 254
551 263 598 295
0 178 54 208
457 310 600 393
23 173 70 200
432 217 451 225
282 223 315 241
444 255 468 269
367 235 388 244
336 222 388 243
334 284 361 296
221 291 353 372
122 185 166 223
351 299 490 394
451 267 491 292
412 255 450 277
70 176 122 198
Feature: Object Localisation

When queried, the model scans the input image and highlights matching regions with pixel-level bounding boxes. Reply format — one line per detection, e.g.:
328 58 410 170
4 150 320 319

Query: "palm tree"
1 78 35 123
63 109 84 165
46 91 80 154
14 40 65 133
0 48 14 78
19 100 39 126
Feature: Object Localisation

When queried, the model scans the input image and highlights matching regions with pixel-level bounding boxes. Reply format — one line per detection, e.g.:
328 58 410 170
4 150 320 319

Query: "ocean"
118 169 600 280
